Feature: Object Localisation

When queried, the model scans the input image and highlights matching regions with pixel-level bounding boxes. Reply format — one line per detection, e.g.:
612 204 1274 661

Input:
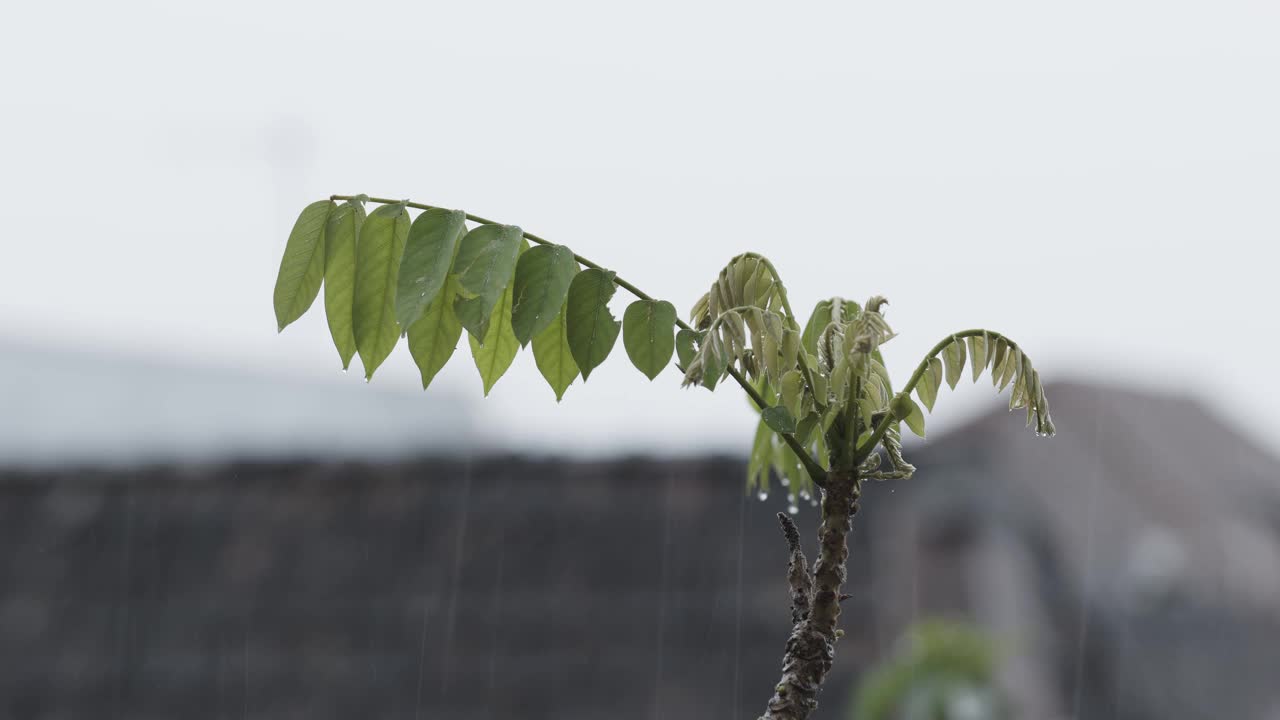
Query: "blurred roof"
0 339 474 467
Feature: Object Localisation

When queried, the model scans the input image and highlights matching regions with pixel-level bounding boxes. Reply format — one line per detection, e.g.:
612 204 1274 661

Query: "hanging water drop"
799 490 811 501
780 477 790 487
788 504 799 515
757 491 768 501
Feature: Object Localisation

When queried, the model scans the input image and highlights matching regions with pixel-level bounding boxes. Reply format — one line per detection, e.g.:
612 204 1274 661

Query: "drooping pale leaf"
353 203 410 379
469 277 519 396
942 338 966 390
453 224 523 340
773 441 809 496
747 417 775 492
762 405 797 434
916 358 940 412
565 269 620 380
622 299 677 380
997 347 1020 391
675 328 699 370
801 300 835 355
990 338 1009 387
802 297 863 354
928 357 944 404
273 200 334 331
781 329 800 372
512 244 579 346
968 333 988 382
395 208 467 330
323 200 364 369
901 395 927 438
531 302 579 401
407 274 463 390
780 369 804 419
701 332 729 390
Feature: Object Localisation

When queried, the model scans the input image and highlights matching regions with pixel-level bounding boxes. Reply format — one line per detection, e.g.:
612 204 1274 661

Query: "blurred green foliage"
851 619 1009 720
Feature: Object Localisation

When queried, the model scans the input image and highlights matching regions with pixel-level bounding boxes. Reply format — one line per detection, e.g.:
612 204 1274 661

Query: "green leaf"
273 200 334 331
622 299 677 380
989 338 1009 387
801 299 835 356
902 395 927 438
800 298 861 355
942 338 966 390
762 405 797 434
780 369 804 419
675 328 699 370
747 417 775 492
469 276 519 396
323 200 364 369
453 224 523 340
511 244 579 346
531 302 579 401
997 347 1019 391
916 358 940 412
353 203 410 379
565 268 620 381
407 274 463 390
395 208 467 330
968 333 988 382
701 332 730 390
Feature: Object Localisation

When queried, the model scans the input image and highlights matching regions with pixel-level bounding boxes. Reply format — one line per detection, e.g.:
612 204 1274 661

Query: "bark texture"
760 471 860 720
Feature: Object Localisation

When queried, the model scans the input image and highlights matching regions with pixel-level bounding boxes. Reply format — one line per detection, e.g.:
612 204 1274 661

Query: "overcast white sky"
2 0 1277 457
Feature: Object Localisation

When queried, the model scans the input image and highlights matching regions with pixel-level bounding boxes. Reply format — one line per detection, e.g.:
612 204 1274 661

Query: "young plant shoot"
272 194 1055 720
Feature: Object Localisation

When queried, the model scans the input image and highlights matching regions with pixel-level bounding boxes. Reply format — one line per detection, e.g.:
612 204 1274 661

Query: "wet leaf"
942 338 966 390
395 208 467 330
511 244 579 346
967 333 988 382
622 299 677 380
273 200 333 331
322 200 364 369
762 405 797 434
407 274 463 390
453 224 522 340
565 268 620 380
531 302 579 401
353 203 410 379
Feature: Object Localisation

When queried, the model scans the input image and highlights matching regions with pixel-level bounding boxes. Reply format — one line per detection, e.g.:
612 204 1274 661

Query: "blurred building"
1 346 1278 719
0 339 474 466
